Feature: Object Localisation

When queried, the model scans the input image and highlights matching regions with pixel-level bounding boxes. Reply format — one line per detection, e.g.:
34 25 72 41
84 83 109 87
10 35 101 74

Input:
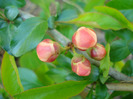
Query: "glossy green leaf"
100 75 109 84
14 81 88 99
56 25 76 40
19 50 45 70
95 83 107 99
87 65 99 82
95 6 133 31
110 40 130 62
106 0 133 10
10 17 48 57
56 54 71 70
1 52 24 96
0 0 26 8
120 9 133 22
128 40 133 54
34 64 54 86
46 68 69 83
104 30 116 43
18 68 44 90
57 9 78 21
84 0 105 11
100 43 110 77
0 24 17 53
4 6 19 20
122 60 133 76
67 12 122 30
0 18 8 29
112 29 133 41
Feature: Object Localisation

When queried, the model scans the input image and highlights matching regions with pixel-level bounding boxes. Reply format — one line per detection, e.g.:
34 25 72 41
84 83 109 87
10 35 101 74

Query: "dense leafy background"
0 0 133 99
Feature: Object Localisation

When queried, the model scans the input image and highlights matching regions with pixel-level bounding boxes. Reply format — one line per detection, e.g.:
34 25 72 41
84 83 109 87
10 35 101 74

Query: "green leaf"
86 86 93 99
120 9 133 22
19 50 45 70
100 75 109 84
4 6 19 21
104 30 116 43
0 24 17 54
87 65 99 82
95 83 107 99
112 29 133 41
1 52 24 96
128 40 133 54
10 17 48 57
106 0 133 10
114 61 125 72
46 68 69 83
100 43 110 77
0 18 8 29
95 6 133 31
0 0 26 8
14 81 88 99
18 68 44 90
56 54 71 70
56 25 76 40
122 60 133 76
110 40 130 62
84 0 105 12
67 12 122 30
57 9 78 21
34 64 54 86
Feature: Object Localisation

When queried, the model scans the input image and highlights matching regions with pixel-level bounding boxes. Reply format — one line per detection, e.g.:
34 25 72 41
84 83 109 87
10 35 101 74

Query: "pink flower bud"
90 43 106 60
36 39 61 62
71 56 91 76
72 27 97 51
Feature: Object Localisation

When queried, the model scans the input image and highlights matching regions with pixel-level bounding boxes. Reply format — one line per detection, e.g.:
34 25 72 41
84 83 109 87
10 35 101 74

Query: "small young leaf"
100 43 110 77
10 17 48 57
4 6 19 20
95 83 107 99
110 40 130 62
14 81 88 99
1 52 24 96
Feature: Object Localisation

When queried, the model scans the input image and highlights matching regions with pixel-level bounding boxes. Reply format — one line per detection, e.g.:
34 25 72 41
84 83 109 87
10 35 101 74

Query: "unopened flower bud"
71 56 91 76
90 43 106 60
36 39 61 62
72 27 97 51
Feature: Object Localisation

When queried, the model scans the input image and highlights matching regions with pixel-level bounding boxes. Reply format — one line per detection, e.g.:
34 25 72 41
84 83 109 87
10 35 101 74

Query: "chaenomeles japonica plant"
0 0 133 99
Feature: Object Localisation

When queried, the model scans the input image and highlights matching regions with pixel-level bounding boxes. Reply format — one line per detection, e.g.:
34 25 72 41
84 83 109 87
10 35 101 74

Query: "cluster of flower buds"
36 27 106 77
71 27 106 76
